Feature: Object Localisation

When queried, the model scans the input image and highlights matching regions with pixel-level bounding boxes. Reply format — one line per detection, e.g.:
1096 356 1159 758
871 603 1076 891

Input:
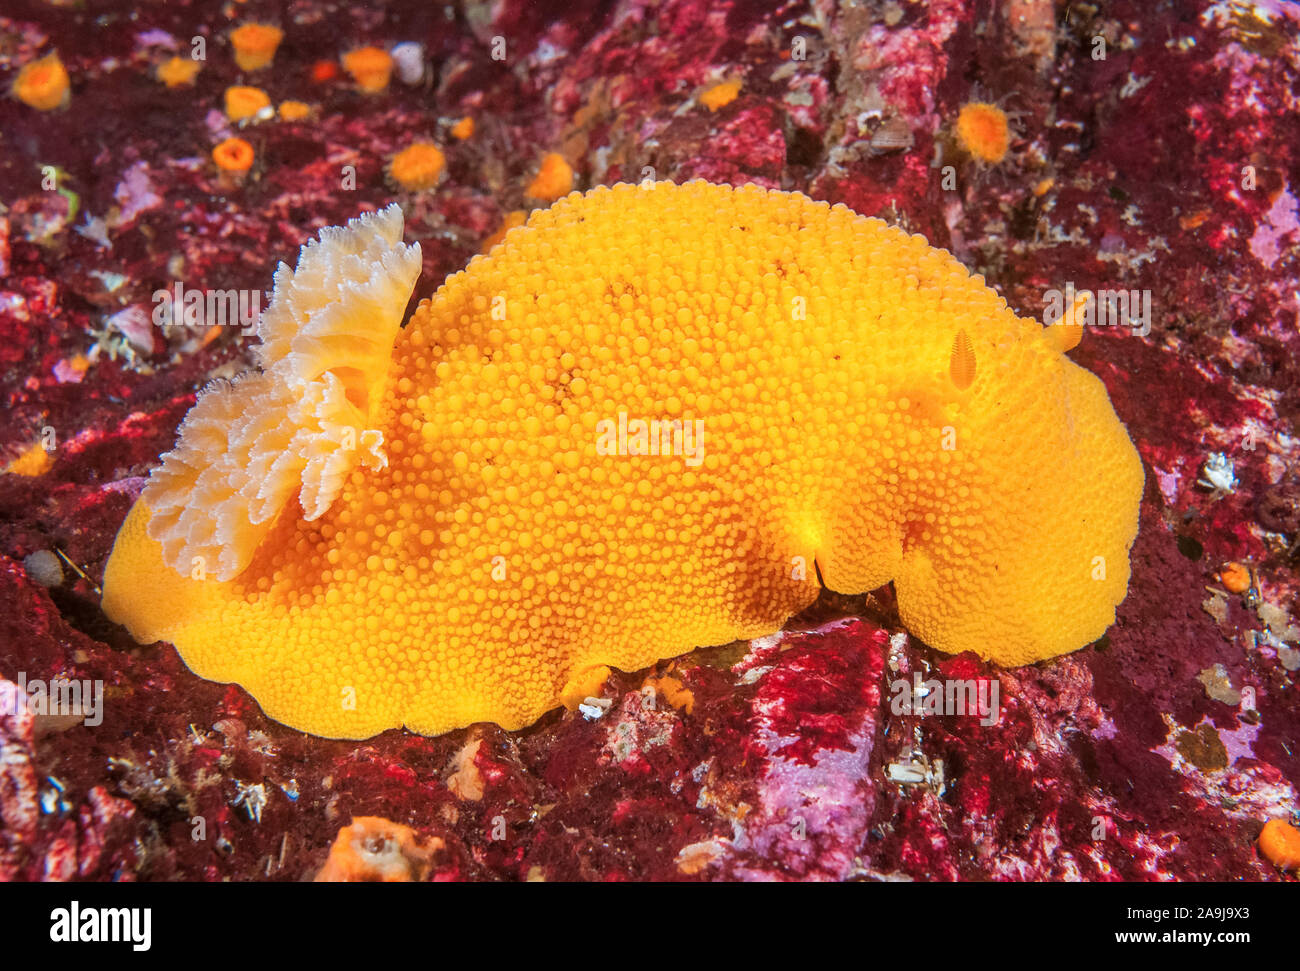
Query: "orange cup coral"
224 85 271 122
4 441 54 477
156 56 201 88
278 100 312 122
955 101 1012 164
387 142 446 191
13 52 70 111
230 23 284 71
310 59 339 83
1217 561 1252 594
525 152 574 202
342 46 393 93
212 137 255 176
1259 818 1300 871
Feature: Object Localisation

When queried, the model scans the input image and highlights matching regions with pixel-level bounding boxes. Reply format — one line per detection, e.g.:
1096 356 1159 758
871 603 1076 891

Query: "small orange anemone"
13 52 70 111
230 23 284 71
449 116 475 140
212 137 255 175
525 152 574 202
387 142 445 191
955 101 1012 164
342 46 393 93
156 56 201 88
224 85 271 122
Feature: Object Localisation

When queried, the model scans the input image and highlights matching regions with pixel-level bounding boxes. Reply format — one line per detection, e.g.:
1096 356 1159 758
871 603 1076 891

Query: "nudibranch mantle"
103 182 1143 739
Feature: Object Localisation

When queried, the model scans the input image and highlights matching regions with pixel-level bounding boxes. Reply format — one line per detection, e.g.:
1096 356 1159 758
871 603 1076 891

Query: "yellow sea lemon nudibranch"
1259 818 1300 871
13 52 70 111
102 182 1144 740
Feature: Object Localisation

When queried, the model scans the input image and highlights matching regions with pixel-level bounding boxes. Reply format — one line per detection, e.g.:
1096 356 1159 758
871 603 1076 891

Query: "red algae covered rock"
0 0 1298 883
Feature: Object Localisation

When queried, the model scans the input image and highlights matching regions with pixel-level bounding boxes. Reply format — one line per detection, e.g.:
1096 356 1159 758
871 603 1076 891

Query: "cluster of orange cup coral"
12 24 565 208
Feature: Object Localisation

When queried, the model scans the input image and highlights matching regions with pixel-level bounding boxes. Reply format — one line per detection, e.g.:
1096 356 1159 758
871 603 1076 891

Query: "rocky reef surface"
1 0 1297 880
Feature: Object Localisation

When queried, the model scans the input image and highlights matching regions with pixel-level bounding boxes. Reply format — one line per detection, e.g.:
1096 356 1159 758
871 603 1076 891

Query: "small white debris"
232 781 267 823
750 632 784 651
23 550 63 588
886 751 946 794
886 762 928 784
390 42 426 85
76 215 112 249
579 695 612 720
1198 452 1237 493
887 632 909 673
1119 73 1152 98
103 305 155 355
